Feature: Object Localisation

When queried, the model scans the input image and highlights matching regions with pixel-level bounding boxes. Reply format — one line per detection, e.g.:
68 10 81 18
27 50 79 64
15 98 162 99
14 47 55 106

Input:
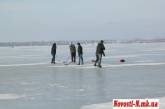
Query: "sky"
0 0 165 42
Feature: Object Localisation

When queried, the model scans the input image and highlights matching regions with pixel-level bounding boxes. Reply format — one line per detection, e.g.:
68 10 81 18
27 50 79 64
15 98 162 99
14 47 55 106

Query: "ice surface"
0 42 165 109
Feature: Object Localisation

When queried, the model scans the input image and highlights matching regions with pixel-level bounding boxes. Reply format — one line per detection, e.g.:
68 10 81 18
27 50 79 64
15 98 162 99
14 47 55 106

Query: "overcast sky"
0 0 165 42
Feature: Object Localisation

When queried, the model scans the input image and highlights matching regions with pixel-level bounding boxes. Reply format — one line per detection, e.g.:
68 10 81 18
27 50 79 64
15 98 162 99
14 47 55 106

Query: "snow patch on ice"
144 48 165 52
135 60 154 63
48 83 67 88
75 62 165 69
0 62 48 67
0 94 25 100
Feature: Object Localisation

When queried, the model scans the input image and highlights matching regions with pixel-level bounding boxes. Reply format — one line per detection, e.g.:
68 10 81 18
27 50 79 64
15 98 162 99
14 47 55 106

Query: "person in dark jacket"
70 42 76 63
94 40 105 68
51 43 56 64
77 43 84 65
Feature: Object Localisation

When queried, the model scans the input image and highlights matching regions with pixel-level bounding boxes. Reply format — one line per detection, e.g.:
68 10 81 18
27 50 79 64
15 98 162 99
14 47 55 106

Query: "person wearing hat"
77 42 84 65
51 43 56 64
94 40 105 68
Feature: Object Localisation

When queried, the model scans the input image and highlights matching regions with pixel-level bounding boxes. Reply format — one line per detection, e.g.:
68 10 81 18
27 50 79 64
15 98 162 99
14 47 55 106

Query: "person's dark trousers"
94 54 102 67
71 52 76 62
51 53 56 64
71 53 74 62
78 54 84 65
94 54 99 66
73 52 76 62
98 54 102 66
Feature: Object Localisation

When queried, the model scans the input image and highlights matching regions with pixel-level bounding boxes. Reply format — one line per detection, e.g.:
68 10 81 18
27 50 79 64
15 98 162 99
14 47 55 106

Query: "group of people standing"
51 40 105 68
69 42 84 65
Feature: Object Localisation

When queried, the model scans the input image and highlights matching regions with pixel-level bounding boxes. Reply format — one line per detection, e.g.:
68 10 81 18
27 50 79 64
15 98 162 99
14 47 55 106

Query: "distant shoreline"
0 38 165 47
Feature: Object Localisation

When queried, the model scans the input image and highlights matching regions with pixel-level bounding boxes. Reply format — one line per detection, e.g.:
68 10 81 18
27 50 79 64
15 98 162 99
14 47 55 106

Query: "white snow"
0 62 48 67
48 62 165 69
0 94 25 100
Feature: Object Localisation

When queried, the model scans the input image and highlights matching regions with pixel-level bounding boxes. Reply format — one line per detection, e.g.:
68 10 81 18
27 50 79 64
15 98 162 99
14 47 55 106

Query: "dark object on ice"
77 43 84 65
120 59 125 63
51 43 56 64
94 40 105 67
70 42 76 63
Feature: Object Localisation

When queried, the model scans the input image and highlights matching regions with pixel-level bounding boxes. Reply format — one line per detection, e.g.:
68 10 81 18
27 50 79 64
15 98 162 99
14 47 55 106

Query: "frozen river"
0 42 165 109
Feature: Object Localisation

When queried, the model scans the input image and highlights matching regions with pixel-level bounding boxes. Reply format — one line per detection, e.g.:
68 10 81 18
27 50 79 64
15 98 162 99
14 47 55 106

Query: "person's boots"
51 61 55 64
98 65 102 68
